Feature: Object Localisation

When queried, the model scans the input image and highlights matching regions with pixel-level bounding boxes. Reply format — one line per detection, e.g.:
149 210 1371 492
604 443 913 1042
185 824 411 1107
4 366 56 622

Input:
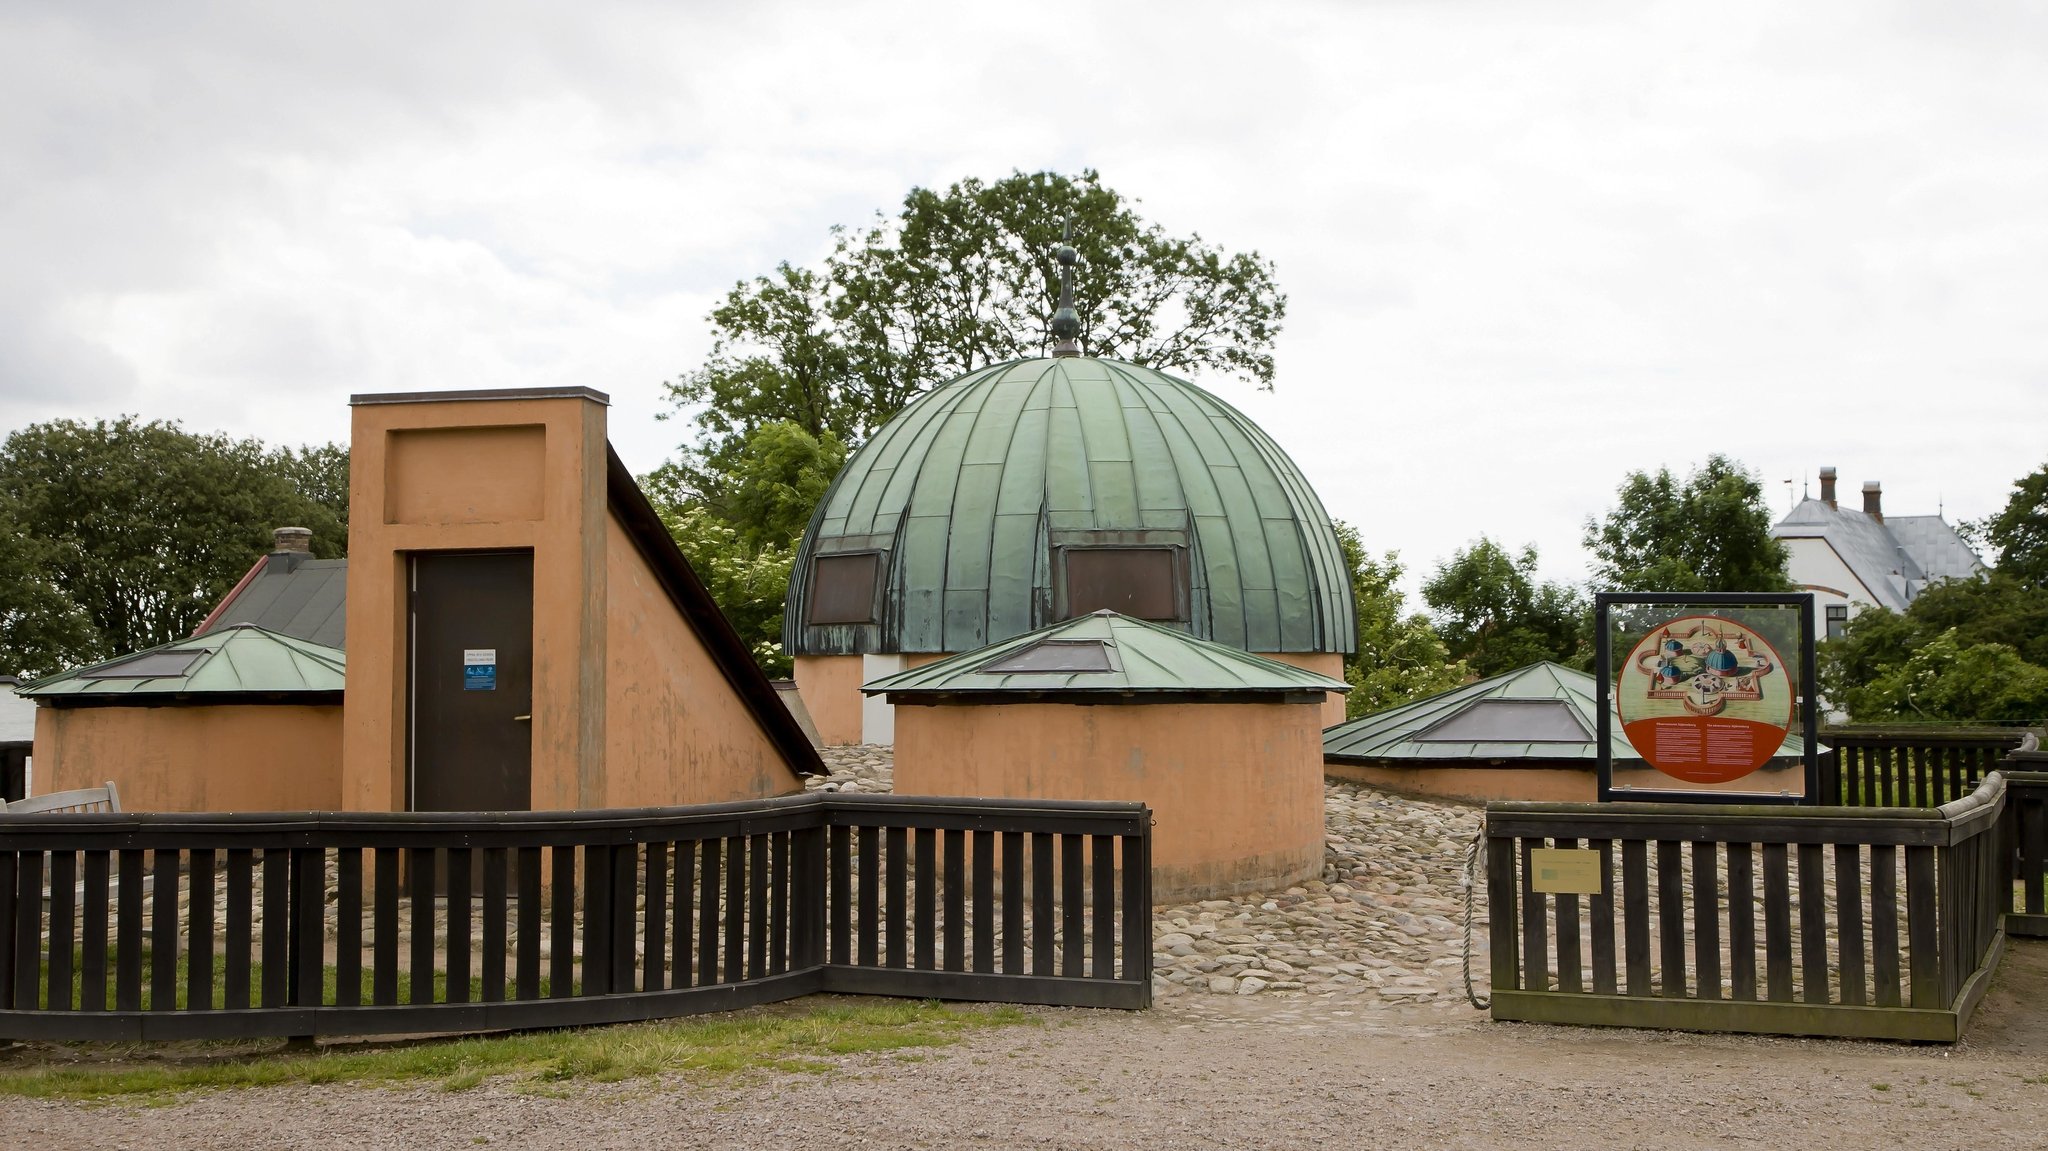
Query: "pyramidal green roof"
1321 661 1816 762
789 356 1356 658
21 624 347 701
862 610 1349 701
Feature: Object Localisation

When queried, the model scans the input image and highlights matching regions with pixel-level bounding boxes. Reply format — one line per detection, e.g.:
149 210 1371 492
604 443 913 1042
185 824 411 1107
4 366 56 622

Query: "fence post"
789 818 826 972
0 851 16 1012
1485 830 1517 996
582 844 614 997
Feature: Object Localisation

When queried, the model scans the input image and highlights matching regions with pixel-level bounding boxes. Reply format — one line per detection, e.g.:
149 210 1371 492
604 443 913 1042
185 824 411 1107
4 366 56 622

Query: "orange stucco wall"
1260 651 1348 728
1323 760 1812 804
34 705 342 812
602 516 801 805
893 701 1326 900
1325 760 1594 804
799 649 1345 745
795 655 865 746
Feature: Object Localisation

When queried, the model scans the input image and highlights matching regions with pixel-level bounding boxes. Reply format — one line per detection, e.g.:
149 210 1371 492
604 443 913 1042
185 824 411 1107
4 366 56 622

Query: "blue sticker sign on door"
463 648 497 691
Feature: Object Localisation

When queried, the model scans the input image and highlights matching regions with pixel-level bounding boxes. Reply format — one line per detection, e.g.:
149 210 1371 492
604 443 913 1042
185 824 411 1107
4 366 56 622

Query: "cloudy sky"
3 0 2042 597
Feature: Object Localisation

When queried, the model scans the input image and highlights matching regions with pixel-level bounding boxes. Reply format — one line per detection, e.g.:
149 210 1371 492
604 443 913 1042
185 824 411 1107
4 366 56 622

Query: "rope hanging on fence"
1460 826 1489 1011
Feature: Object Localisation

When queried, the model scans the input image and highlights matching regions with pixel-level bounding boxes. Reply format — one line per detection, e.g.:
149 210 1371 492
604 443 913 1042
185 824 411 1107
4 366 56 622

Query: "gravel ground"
7 941 2047 1151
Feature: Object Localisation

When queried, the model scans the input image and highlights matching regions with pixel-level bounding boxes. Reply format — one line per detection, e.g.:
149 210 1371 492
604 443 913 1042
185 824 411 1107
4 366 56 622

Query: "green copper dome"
787 356 1356 657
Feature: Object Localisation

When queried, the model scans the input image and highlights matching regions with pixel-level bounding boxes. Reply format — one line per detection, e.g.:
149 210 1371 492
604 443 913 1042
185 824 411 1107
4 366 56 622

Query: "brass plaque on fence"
1529 848 1605 895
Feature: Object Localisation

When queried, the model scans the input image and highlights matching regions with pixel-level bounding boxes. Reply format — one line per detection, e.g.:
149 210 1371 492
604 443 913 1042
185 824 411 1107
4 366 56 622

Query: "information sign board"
463 648 497 692
1595 593 1819 805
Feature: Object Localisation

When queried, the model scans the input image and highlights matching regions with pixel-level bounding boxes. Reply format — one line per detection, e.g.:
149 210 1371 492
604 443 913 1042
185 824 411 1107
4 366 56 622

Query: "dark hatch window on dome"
86 650 209 679
979 639 1117 674
1417 700 1590 743
808 553 880 625
1062 548 1181 621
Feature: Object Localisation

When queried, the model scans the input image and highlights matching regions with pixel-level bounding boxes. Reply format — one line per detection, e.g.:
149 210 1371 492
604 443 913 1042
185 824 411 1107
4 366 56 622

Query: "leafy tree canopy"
663 170 1283 490
642 420 847 677
0 417 348 678
1422 537 1587 678
1333 523 1466 718
1972 459 2048 588
1836 629 2048 726
1583 454 1792 593
1819 570 2048 725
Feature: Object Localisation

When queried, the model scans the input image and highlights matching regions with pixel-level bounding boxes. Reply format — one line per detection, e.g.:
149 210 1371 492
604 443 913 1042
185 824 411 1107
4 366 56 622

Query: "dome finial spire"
1050 217 1082 358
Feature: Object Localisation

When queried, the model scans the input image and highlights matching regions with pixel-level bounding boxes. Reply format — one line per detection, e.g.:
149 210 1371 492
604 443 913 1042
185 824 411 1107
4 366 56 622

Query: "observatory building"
784 351 1357 743
786 236 1354 744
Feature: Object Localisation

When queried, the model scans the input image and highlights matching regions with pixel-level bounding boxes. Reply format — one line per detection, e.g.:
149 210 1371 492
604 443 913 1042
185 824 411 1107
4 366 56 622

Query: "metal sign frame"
1595 591 1819 806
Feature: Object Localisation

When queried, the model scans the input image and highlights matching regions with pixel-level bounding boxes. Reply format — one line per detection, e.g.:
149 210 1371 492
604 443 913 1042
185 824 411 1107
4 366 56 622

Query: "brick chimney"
266 526 313 573
1819 466 1837 509
1861 481 1883 523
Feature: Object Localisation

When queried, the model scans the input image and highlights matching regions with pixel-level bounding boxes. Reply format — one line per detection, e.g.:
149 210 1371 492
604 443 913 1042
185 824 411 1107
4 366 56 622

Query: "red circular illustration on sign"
1616 615 1793 785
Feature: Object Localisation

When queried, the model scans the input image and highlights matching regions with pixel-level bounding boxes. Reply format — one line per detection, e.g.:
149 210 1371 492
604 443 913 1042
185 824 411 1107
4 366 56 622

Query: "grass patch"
0 999 1036 1103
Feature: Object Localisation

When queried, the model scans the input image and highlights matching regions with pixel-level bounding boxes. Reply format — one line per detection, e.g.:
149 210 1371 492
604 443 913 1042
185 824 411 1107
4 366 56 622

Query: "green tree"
272 442 352 544
1584 454 1792 592
1839 629 2048 725
641 421 847 677
666 170 1283 471
648 501 798 678
1973 460 2048 588
1422 538 1586 677
1818 573 2048 717
0 417 348 671
0 497 96 678
1334 522 1465 718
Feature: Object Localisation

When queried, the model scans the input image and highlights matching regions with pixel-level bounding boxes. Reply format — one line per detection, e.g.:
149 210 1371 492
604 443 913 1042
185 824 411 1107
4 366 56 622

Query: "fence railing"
1485 774 2010 1042
0 792 1152 1042
1818 726 2036 808
2005 764 2048 939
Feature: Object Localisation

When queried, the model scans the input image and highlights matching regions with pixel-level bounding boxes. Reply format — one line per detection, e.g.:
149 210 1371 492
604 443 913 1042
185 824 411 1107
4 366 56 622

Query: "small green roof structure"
787 355 1356 658
21 624 346 703
862 610 1350 705
1322 661 1817 763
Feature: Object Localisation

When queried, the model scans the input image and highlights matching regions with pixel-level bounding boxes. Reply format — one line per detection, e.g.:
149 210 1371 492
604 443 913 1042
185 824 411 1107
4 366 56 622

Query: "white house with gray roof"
1772 467 1986 639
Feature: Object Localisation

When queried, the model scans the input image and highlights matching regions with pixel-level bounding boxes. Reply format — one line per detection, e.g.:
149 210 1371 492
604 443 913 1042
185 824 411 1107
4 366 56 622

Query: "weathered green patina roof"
1322 662 1817 762
862 610 1349 703
20 625 346 702
789 356 1356 657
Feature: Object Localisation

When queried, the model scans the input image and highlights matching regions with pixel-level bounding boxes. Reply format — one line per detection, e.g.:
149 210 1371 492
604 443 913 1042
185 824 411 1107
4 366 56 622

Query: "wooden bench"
1 781 120 814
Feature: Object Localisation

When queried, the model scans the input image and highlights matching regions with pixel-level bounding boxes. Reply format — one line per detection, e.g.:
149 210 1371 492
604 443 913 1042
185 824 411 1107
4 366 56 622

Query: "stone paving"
808 745 1492 1015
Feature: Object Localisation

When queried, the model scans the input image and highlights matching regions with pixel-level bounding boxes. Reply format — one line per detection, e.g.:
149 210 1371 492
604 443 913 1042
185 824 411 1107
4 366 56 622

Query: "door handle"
513 715 532 722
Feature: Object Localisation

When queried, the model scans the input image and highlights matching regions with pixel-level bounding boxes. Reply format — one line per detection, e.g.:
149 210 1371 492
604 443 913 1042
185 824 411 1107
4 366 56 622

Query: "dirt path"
8 940 2048 1151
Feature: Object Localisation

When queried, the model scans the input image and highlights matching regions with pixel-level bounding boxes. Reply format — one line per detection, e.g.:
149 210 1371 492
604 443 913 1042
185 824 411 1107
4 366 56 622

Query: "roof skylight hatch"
85 650 210 680
978 639 1119 674
1416 699 1590 743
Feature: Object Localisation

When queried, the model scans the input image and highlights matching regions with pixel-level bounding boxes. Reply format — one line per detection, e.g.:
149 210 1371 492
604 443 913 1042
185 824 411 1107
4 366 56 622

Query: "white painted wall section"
860 653 906 746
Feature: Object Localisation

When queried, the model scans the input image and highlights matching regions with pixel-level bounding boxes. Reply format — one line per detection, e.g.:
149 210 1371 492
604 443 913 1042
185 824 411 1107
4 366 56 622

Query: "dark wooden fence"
1818 726 2036 808
0 792 1151 1042
2006 761 2048 940
1485 774 2011 1042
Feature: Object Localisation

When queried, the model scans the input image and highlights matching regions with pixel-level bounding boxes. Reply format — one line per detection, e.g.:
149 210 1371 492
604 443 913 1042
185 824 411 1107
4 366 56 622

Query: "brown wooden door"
409 551 534 813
